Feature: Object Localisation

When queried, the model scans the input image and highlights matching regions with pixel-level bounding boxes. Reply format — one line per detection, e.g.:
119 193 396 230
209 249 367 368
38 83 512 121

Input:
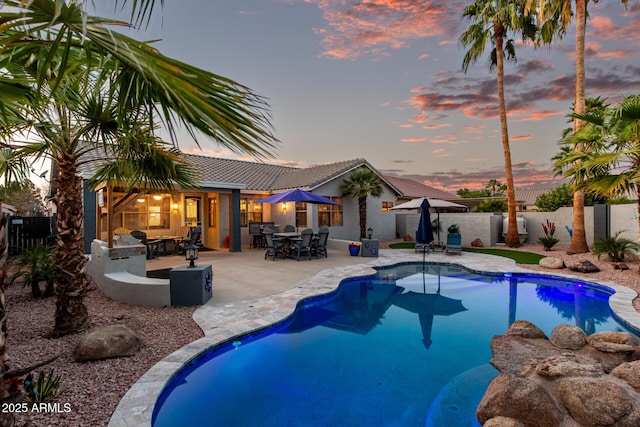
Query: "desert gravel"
5 244 640 426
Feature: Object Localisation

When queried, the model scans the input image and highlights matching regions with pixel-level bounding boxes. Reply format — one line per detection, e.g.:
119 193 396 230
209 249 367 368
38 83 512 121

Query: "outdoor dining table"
273 232 300 255
154 235 181 255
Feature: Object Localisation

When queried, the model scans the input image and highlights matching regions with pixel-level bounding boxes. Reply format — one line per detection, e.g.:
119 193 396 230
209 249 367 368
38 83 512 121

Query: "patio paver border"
108 249 640 427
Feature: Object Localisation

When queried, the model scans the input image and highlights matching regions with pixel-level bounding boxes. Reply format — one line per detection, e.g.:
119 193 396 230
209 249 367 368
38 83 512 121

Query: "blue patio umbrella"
416 198 434 244
255 189 340 205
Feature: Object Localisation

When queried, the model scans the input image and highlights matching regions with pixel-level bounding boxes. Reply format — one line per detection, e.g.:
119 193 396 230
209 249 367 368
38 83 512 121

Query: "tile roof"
270 158 370 190
184 155 402 195
183 154 295 191
384 175 461 200
514 188 550 206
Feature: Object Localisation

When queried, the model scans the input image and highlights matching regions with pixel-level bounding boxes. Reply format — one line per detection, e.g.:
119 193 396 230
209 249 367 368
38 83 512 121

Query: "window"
184 196 201 227
107 193 171 230
382 201 394 212
208 197 217 228
317 197 342 227
240 198 263 227
295 202 307 228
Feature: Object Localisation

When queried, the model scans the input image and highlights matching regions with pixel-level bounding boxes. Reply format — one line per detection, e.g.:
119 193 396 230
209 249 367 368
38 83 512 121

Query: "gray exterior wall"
312 179 398 241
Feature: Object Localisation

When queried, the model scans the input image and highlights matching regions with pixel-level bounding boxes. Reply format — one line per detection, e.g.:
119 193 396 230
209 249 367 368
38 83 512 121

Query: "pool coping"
108 250 640 427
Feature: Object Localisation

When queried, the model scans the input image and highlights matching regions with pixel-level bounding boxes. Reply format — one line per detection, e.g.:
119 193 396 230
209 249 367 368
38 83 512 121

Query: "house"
84 156 402 252
514 188 550 211
384 175 462 205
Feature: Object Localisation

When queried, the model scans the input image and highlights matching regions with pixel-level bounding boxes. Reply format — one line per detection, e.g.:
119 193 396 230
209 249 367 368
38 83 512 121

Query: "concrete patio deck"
109 247 640 427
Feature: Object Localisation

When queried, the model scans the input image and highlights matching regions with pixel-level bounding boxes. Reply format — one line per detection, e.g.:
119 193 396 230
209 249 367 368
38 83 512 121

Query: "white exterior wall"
394 203 639 248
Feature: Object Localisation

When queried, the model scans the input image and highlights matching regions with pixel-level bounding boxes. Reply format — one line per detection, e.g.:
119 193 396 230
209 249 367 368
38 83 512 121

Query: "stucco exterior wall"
313 179 398 241
395 203 639 248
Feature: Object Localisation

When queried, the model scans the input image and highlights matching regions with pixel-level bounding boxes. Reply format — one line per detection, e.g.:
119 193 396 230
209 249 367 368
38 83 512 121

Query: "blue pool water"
152 263 633 427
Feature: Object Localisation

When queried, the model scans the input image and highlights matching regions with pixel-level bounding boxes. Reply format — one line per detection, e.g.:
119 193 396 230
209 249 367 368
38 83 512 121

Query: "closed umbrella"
391 197 467 242
416 198 434 269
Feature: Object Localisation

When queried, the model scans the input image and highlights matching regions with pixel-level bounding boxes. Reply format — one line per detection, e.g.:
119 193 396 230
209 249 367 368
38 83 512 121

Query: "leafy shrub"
447 224 460 234
473 199 507 212
9 244 55 298
535 184 605 212
593 231 640 262
24 370 61 404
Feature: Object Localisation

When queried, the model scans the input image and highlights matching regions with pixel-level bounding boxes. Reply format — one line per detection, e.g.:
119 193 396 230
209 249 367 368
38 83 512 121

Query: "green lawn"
388 242 544 264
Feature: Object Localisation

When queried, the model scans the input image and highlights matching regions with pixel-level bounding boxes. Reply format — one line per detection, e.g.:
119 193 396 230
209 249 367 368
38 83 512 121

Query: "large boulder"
504 320 548 339
539 257 564 269
612 361 640 390
550 324 587 350
478 323 640 427
557 379 640 426
75 325 143 362
476 374 561 427
571 259 600 273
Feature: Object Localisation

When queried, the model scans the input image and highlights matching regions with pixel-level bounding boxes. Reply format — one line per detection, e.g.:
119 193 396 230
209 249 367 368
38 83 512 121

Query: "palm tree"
569 95 640 235
460 0 537 247
340 168 383 239
485 179 507 196
0 1 279 336
525 0 629 254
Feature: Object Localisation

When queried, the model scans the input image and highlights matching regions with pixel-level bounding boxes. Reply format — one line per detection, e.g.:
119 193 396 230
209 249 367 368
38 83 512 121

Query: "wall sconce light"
367 227 373 239
281 202 287 212
172 202 179 210
137 198 146 203
184 244 198 268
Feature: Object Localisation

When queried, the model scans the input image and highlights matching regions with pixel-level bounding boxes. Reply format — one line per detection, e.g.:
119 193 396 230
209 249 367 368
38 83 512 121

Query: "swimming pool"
152 262 635 426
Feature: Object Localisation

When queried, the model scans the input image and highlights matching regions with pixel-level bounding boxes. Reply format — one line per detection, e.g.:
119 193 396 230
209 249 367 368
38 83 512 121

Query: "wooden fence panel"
8 216 54 255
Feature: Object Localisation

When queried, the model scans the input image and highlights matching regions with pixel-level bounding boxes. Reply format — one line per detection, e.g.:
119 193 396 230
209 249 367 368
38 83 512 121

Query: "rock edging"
477 320 640 426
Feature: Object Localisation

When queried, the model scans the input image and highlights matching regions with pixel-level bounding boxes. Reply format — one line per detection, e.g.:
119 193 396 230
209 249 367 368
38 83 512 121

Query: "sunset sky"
96 1 640 192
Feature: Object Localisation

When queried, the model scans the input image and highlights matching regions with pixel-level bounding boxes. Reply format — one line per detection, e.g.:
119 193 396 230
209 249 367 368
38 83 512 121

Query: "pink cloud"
306 0 467 60
422 123 451 130
401 137 426 143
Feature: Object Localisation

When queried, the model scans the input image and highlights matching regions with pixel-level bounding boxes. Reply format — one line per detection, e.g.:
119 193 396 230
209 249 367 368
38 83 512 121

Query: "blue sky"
95 1 640 192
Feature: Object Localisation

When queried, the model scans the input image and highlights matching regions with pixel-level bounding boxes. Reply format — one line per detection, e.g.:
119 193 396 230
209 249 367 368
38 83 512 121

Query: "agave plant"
593 231 640 262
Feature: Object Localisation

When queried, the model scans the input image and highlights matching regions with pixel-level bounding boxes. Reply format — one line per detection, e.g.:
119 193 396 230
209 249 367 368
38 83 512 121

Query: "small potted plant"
348 241 361 256
538 219 560 251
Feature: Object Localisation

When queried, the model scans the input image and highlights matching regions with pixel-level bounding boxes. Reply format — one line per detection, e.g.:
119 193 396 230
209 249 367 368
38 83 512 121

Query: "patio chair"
445 233 462 255
283 224 296 232
290 228 314 261
130 230 161 259
414 231 430 253
176 226 202 254
248 222 264 249
114 226 131 235
263 229 285 261
312 227 329 258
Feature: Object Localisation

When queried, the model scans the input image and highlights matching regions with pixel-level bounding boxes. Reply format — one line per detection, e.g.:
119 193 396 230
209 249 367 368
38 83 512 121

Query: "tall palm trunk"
495 25 520 247
52 154 90 336
0 202 14 427
358 197 367 239
567 0 589 254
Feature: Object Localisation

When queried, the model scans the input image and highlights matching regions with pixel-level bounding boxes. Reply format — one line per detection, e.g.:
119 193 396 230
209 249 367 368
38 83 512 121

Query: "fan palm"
570 95 640 235
460 0 537 247
525 0 630 254
340 168 383 239
0 0 279 338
